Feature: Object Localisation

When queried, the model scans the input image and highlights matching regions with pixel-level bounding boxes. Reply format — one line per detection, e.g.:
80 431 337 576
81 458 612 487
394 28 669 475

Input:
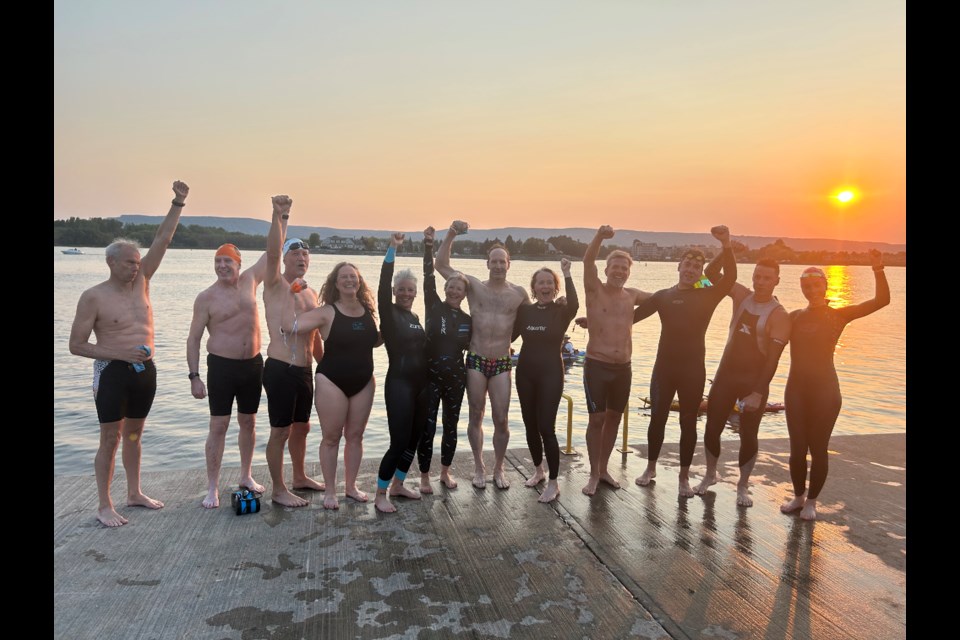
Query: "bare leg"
694 449 719 496
598 410 622 489
267 426 309 507
374 488 396 513
236 412 265 494
315 374 349 510
289 421 324 491
465 370 488 488
678 465 694 498
419 471 434 494
736 454 757 507
524 464 546 488
539 478 560 503
389 476 421 500
440 464 458 489
582 413 605 496
488 372 512 489
121 419 164 509
343 378 375 503
781 491 806 514
203 415 230 508
95 422 127 527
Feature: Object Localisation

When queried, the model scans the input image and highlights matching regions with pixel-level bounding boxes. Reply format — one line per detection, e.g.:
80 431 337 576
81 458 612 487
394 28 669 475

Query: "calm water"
54 247 906 477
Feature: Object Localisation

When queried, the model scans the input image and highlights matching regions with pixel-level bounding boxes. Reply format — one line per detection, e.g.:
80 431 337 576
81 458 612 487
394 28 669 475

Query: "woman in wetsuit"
512 258 579 503
781 249 890 521
417 226 472 493
281 262 380 510
375 232 429 513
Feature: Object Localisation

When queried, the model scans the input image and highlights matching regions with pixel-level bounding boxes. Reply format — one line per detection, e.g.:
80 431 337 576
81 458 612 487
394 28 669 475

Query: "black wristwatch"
188 372 201 380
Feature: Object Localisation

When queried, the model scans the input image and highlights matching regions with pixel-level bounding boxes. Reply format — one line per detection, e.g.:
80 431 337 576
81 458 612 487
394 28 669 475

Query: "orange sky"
54 1 905 243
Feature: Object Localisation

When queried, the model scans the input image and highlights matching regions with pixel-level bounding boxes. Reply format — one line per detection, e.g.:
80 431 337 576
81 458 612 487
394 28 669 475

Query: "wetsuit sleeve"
710 247 737 300
379 252 396 342
561 276 580 324
837 268 891 323
750 339 787 395
633 292 660 324
512 305 524 342
703 252 724 286
423 241 440 309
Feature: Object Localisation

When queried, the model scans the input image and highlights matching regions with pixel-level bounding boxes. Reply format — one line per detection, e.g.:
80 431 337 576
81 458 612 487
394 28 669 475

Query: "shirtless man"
693 257 790 506
579 226 651 496
260 195 325 507
187 227 291 508
435 221 530 489
68 180 189 527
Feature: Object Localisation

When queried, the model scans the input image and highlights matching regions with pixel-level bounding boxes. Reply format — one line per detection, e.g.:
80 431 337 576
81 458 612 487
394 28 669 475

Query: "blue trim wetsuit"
512 276 579 480
417 241 472 473
377 247 428 490
785 268 889 501
633 247 736 467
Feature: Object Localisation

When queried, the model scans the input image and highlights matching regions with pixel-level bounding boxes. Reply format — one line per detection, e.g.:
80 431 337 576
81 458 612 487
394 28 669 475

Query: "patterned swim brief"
465 352 512 378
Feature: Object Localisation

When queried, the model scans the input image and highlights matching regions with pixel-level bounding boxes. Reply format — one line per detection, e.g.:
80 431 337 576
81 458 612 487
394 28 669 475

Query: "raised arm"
422 227 441 308
434 220 467 280
265 195 292 287
140 180 189 279
709 225 738 299
186 293 209 399
741 307 790 412
838 250 891 322
560 257 580 323
245 214 289 284
379 232 404 341
704 244 749 306
583 225 613 294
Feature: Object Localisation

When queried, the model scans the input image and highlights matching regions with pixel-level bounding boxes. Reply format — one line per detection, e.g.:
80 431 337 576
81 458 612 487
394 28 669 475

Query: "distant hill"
117 215 906 253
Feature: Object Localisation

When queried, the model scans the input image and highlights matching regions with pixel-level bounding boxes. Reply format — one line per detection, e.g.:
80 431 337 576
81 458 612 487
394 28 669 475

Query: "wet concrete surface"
54 433 905 639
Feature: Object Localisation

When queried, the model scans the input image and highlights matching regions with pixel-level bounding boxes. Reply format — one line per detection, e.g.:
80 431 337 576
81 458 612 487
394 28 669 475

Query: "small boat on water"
61 248 84 255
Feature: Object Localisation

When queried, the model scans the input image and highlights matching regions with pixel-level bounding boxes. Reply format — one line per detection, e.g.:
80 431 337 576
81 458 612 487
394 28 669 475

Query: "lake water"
54 247 906 477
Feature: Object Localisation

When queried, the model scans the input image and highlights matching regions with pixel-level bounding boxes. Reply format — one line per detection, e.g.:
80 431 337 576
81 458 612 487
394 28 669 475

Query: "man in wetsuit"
579 226 651 496
261 195 324 507
634 226 736 497
68 180 189 527
693 258 790 506
187 223 291 508
435 221 531 489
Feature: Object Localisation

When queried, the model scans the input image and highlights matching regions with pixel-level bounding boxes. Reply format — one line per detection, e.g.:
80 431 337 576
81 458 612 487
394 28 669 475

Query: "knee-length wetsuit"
785 267 889 501
633 248 736 467
512 277 579 480
417 242 472 473
377 248 428 490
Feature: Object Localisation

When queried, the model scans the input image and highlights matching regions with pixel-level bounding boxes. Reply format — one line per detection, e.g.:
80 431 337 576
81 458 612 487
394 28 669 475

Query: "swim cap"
679 249 706 265
283 238 310 256
215 243 241 264
800 267 825 279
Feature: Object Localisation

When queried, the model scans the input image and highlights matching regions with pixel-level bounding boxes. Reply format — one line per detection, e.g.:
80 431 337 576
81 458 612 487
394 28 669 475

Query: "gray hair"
105 238 141 261
445 271 469 291
393 268 418 287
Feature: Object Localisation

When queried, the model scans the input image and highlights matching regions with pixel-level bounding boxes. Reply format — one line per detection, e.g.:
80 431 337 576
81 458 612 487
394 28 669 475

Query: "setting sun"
832 188 859 205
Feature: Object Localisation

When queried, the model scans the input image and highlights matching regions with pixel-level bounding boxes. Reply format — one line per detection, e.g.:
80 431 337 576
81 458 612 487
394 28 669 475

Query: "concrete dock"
54 433 906 639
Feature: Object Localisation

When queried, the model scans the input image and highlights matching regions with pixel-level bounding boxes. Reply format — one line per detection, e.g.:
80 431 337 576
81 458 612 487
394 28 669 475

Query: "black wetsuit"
513 277 579 480
417 243 472 473
785 270 888 500
633 247 736 467
315 305 378 398
377 253 428 488
703 294 786 467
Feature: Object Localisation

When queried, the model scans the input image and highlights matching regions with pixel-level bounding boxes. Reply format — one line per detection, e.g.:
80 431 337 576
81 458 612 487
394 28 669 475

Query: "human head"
604 250 633 289
530 267 561 303
751 259 780 300
105 238 141 283
282 238 310 278
392 268 418 311
486 244 510 281
444 272 469 307
677 249 706 288
214 243 241 282
799 266 827 303
320 262 376 315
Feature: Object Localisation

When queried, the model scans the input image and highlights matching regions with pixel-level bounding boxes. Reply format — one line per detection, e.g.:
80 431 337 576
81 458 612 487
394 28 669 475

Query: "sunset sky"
54 1 905 244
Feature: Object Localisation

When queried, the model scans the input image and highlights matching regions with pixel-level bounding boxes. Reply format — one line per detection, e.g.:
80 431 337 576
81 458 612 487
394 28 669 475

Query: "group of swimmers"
68 181 890 527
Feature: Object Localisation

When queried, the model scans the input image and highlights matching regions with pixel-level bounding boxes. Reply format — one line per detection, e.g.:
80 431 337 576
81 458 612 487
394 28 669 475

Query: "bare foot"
292 476 325 492
581 477 599 496
780 495 806 514
694 473 717 495
539 480 560 503
419 473 434 495
799 500 818 521
635 467 657 487
493 469 510 490
389 481 422 500
374 490 396 513
322 492 340 510
202 490 220 509
524 466 546 488
736 485 753 507
440 472 458 490
345 487 369 503
128 493 164 509
599 472 621 489
472 470 486 489
678 478 695 498
272 489 309 508
97 507 128 527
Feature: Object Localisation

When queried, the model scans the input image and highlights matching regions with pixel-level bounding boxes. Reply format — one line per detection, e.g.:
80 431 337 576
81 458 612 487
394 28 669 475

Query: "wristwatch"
188 372 201 380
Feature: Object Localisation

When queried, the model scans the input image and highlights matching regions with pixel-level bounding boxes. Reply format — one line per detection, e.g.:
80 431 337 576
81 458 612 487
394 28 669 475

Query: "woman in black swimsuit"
283 262 380 510
781 249 889 521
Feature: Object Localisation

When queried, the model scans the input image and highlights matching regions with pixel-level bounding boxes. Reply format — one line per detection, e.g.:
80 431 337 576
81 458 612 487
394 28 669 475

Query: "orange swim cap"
215 243 241 264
